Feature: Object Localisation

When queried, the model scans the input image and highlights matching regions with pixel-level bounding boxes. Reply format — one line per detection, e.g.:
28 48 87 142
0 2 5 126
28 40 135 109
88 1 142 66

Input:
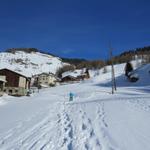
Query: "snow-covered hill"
0 51 66 77
91 60 148 85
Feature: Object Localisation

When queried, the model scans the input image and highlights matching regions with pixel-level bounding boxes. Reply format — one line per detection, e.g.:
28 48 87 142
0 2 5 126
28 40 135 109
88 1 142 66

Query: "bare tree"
56 65 75 78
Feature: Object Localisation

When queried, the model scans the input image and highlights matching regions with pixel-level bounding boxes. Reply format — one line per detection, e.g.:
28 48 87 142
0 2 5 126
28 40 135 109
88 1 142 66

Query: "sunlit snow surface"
0 63 150 150
0 51 65 77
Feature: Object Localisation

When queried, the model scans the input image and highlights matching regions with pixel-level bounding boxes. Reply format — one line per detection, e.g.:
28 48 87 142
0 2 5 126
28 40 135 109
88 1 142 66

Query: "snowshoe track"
96 102 119 150
59 110 73 150
78 109 102 150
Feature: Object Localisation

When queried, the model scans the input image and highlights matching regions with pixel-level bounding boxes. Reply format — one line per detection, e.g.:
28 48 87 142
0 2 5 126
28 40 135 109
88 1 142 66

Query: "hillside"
0 50 66 77
92 61 150 87
110 46 150 64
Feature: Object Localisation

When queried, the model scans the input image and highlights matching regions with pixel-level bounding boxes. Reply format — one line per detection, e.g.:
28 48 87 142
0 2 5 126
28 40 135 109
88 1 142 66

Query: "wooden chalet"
0 68 31 96
61 69 90 83
61 75 78 82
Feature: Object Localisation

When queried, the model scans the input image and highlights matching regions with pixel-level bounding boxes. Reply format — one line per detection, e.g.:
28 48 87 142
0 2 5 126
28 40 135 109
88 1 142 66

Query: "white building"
38 73 57 87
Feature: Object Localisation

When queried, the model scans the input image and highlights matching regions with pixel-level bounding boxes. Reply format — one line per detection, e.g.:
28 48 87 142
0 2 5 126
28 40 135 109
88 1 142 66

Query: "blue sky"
0 0 150 60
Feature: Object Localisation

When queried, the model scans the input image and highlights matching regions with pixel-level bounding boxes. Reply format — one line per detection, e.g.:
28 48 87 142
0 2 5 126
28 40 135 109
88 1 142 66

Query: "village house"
37 72 57 87
61 75 78 82
30 74 39 87
61 69 90 83
0 76 6 96
0 68 30 96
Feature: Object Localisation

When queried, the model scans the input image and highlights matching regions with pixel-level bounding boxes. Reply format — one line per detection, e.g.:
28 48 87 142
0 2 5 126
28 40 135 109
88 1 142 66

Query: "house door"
0 81 3 91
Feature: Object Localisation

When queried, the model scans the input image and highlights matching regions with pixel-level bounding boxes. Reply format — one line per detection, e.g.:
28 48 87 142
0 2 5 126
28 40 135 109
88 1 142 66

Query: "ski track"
0 101 75 150
2 118 57 150
0 107 60 150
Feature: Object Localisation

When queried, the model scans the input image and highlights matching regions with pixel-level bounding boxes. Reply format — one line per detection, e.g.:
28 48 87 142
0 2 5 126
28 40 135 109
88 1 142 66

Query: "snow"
0 78 6 82
0 51 65 77
0 62 150 150
62 69 83 78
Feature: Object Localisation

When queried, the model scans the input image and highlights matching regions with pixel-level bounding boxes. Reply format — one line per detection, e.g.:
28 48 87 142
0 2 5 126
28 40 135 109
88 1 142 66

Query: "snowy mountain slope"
0 51 66 77
91 61 150 87
0 63 150 150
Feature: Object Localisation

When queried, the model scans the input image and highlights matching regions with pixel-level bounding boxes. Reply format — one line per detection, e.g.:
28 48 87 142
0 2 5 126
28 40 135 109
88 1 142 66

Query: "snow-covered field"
0 63 150 150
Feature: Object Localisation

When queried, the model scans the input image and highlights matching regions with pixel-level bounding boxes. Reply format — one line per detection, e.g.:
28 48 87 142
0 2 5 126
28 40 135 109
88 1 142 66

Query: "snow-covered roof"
39 84 49 88
0 68 31 78
62 70 84 78
0 77 6 82
38 72 55 76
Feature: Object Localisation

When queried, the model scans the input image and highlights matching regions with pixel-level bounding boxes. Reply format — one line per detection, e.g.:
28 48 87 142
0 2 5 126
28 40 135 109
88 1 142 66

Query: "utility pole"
109 43 117 94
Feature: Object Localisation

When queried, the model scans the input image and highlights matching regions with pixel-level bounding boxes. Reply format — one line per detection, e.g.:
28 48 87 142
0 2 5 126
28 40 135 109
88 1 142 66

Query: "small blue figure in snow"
69 92 74 101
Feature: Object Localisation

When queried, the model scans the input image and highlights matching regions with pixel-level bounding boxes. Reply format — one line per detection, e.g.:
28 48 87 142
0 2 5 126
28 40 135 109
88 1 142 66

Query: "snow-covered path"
0 82 150 150
0 63 150 150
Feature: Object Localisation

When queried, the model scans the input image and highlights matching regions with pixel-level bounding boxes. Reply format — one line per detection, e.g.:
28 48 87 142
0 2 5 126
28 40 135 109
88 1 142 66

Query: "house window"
15 90 18 93
9 89 13 93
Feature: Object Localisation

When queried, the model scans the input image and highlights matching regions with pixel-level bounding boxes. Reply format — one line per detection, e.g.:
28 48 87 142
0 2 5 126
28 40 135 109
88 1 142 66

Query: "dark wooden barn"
61 75 78 82
0 68 30 96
